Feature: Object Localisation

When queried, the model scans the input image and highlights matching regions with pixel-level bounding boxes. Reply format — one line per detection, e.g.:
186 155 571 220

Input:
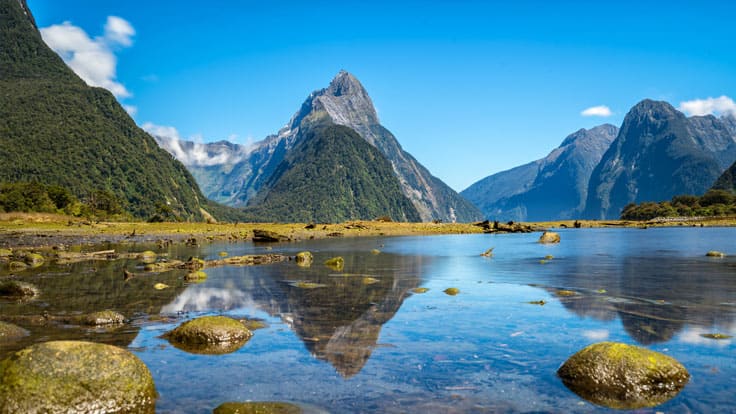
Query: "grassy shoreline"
0 213 734 249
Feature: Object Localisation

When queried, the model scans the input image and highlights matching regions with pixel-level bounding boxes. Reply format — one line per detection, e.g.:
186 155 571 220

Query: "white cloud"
123 105 138 116
142 123 254 167
40 17 135 98
581 105 612 117
678 96 736 117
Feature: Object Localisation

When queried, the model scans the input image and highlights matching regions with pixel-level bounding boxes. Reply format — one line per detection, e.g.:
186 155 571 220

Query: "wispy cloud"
40 16 135 98
142 122 254 167
581 105 612 117
123 105 138 117
679 96 736 117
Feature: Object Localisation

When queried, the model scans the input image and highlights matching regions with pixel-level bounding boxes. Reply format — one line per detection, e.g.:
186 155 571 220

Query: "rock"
557 342 690 409
78 310 125 326
538 231 561 244
138 250 157 264
370 249 381 255
213 401 302 414
253 229 290 242
0 249 12 258
480 248 494 257
443 287 460 296
0 321 28 342
8 261 27 271
705 250 726 257
295 251 313 267
0 340 156 413
218 251 229 257
153 283 170 290
0 281 38 299
412 287 429 294
23 253 44 267
324 256 344 270
184 271 208 282
164 316 252 355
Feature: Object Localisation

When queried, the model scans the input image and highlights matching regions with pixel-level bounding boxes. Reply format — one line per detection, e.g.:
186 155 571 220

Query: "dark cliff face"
156 70 482 222
461 124 617 221
0 0 212 220
583 100 735 219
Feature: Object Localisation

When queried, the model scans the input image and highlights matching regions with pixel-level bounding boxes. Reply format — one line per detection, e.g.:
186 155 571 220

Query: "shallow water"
1 227 735 413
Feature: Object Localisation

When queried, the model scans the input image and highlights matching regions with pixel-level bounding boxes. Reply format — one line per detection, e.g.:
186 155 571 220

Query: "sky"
27 0 736 191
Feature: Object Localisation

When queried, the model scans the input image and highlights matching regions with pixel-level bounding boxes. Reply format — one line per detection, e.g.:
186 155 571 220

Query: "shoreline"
0 213 734 249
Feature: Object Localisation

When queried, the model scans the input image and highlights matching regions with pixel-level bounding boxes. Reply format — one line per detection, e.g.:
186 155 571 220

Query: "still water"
1 227 735 413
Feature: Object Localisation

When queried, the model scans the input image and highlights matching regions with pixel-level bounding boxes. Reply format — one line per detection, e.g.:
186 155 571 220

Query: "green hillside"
0 0 217 220
242 124 421 223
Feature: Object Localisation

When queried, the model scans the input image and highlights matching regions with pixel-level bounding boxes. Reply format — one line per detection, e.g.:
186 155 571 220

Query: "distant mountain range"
464 100 736 220
461 124 618 221
0 0 224 220
154 71 481 223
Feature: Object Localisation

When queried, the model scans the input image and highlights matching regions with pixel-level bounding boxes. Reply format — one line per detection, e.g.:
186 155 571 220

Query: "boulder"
538 231 561 244
23 253 44 267
0 281 38 299
184 271 208 282
324 256 344 270
164 316 252 355
295 251 313 267
557 342 689 409
0 340 156 413
0 321 28 343
253 229 290 242
78 310 125 326
213 401 302 414
705 250 726 258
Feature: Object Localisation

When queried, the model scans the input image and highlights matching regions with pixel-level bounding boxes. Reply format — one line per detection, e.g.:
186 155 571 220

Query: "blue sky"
27 1 736 191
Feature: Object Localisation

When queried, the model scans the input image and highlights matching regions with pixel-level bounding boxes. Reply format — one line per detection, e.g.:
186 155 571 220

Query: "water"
1 227 735 413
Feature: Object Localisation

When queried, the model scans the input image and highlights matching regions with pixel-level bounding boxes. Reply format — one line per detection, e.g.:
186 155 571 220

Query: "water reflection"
161 252 425 377
532 254 736 345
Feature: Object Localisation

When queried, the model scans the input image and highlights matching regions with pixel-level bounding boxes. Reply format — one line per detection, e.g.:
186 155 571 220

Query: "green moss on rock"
78 310 125 326
184 271 208 282
0 321 27 343
0 340 156 413
557 341 689 409
538 231 561 244
295 251 313 267
23 253 44 267
213 401 302 414
164 316 252 355
324 256 344 270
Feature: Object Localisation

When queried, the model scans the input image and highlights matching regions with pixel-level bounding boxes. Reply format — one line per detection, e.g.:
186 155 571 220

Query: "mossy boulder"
0 249 12 258
443 287 460 296
295 251 313 267
78 310 126 326
0 322 28 343
705 250 726 258
538 231 561 244
324 256 344 270
184 271 208 282
23 253 44 267
253 229 290 242
0 281 38 299
0 340 156 413
164 316 252 355
8 261 27 271
557 342 689 409
138 250 157 264
213 401 302 414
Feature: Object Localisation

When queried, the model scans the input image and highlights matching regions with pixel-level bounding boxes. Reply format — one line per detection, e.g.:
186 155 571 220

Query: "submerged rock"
0 321 28 343
213 401 302 414
184 271 208 282
557 341 689 409
0 340 156 413
164 316 252 355
705 250 726 258
0 281 38 299
78 310 125 326
23 253 44 268
138 250 157 264
538 231 561 244
443 287 460 296
324 256 344 270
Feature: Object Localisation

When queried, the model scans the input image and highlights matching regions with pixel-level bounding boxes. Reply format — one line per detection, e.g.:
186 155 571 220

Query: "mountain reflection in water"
160 252 425 377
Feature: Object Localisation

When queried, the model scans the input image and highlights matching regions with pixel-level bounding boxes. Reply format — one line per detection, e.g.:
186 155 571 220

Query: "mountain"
154 71 482 222
0 0 216 220
583 100 736 219
461 124 618 221
240 124 421 223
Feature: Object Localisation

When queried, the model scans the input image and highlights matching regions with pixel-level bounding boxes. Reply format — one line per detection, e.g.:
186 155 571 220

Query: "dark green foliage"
0 182 135 218
0 0 225 221
241 124 421 223
620 190 736 220
712 161 736 194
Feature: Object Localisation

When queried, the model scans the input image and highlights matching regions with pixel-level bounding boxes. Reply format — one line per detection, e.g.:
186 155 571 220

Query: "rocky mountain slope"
0 0 216 220
240 124 421 223
155 71 482 222
461 124 618 221
583 100 736 219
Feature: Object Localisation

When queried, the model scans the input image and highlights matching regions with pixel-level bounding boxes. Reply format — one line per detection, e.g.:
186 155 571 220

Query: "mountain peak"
627 99 683 120
326 70 365 97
